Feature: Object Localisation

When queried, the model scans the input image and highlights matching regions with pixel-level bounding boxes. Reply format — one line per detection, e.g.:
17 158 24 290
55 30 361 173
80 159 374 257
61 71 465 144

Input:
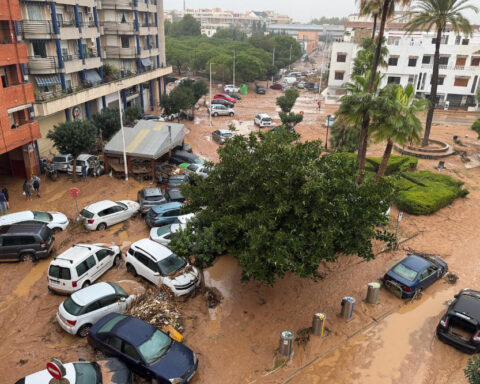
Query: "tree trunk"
369 0 390 93
371 13 378 40
356 113 370 184
422 27 442 147
177 65 181 75
376 138 393 181
72 156 78 181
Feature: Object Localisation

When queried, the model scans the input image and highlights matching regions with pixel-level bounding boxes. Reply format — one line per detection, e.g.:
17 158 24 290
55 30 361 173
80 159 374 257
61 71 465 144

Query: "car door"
0 236 18 261
96 248 114 274
83 254 100 282
418 266 439 290
145 256 161 285
81 300 102 326
106 206 124 225
133 251 152 281
93 295 123 322
120 340 145 375
98 208 113 226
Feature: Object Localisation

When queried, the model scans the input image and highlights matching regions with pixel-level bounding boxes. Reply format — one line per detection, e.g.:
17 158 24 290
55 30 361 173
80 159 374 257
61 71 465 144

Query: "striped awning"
35 75 61 87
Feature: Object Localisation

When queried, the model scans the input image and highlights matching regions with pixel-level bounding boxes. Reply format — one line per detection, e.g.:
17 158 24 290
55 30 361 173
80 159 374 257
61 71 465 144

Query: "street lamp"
325 114 331 151
117 86 128 180
209 62 216 128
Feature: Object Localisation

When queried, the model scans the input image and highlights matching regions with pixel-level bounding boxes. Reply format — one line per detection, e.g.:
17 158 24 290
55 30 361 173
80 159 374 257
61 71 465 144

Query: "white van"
254 114 273 128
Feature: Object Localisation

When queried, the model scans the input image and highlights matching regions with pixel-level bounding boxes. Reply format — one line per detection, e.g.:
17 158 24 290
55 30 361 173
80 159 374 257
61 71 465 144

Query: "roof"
77 154 95 161
257 114 271 119
401 254 431 272
142 188 164 197
178 213 195 224
112 315 155 346
104 120 185 160
71 282 115 306
132 238 172 262
54 244 100 264
84 200 117 213
218 129 233 134
0 211 34 225
452 293 480 322
151 202 183 213
0 222 46 234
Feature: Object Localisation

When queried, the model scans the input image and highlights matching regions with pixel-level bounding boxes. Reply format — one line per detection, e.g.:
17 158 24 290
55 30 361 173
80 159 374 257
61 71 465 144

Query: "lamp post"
117 86 128 180
232 50 235 89
209 62 216 128
325 114 331 151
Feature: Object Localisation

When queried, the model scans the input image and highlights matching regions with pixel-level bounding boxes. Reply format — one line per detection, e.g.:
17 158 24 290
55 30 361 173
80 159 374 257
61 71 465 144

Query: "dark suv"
437 289 480 353
0 223 54 262
169 151 204 166
137 188 166 214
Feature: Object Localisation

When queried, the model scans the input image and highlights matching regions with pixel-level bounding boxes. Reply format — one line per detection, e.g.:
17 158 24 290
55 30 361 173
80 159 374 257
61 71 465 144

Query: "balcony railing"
79 20 97 28
102 21 136 34
27 56 60 73
101 0 133 9
62 53 81 62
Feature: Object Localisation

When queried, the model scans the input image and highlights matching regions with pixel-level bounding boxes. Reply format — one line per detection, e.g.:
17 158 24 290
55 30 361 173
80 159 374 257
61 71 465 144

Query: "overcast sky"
164 0 480 24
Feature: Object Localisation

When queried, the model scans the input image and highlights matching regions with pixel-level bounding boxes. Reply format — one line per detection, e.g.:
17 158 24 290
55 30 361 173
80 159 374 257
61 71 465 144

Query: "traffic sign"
300 111 304 115
47 359 66 380
69 187 80 198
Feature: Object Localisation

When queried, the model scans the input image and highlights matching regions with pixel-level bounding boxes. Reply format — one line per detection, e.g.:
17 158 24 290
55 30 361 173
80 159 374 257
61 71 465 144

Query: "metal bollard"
341 297 355 320
312 313 326 337
278 330 294 357
366 282 381 304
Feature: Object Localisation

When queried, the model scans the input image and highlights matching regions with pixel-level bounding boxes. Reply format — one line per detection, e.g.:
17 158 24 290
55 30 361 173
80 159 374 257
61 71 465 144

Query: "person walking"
317 100 322 111
23 179 32 200
1 186 9 203
0 189 8 215
81 163 88 182
31 175 40 198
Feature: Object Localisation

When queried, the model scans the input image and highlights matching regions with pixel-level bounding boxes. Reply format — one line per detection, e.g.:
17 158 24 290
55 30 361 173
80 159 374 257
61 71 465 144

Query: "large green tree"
352 37 388 76
92 108 120 141
160 85 195 119
168 15 201 37
465 355 480 384
47 120 97 180
170 132 394 284
165 39 191 75
406 0 478 146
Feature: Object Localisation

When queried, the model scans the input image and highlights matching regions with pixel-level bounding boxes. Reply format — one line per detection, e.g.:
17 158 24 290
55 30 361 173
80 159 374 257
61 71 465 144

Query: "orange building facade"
0 0 40 178
297 31 319 55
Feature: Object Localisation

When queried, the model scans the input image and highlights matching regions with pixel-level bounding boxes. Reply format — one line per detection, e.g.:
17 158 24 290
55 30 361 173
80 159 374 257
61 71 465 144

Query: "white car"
150 223 186 245
78 200 140 231
67 154 103 176
47 243 121 294
56 280 144 337
185 163 214 179
125 238 200 296
254 113 273 128
0 210 69 231
224 84 240 93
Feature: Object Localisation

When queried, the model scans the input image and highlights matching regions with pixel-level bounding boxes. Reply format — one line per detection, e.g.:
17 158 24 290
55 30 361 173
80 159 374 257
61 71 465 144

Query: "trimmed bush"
366 155 418 175
395 171 468 215
472 118 480 139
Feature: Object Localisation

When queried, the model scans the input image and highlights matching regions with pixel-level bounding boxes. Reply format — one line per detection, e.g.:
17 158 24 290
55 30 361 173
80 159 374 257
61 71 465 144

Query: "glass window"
49 265 71 280
408 58 417 67
98 315 126 333
20 236 35 245
157 253 186 275
156 225 172 237
387 76 401 84
107 336 123 351
27 4 42 20
392 263 418 281
32 211 53 222
138 330 172 364
96 249 109 261
76 261 87 277
86 255 96 269
63 296 83 315
437 77 445 85
439 56 449 65
32 41 47 58
116 202 128 210
388 57 398 66
109 282 127 297
336 53 346 62
99 295 118 307
73 363 99 384
3 236 21 246
334 71 344 80
80 209 94 219
121 37 129 48
123 343 141 360
85 301 101 313
422 55 431 64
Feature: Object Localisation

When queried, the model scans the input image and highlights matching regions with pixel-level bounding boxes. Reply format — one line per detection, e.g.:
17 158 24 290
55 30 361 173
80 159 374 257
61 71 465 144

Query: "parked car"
165 189 185 203
145 202 183 227
212 129 233 144
138 188 166 215
0 223 54 262
150 223 186 245
0 210 69 231
211 98 234 108
174 143 193 153
47 243 121 294
325 115 335 126
254 114 273 128
175 77 194 85
209 104 235 117
141 114 165 122
213 93 236 103
179 110 194 121
125 239 200 295
57 281 144 337
224 84 240 93
87 313 198 383
437 289 480 353
67 154 104 176
14 358 133 384
270 83 284 91
296 81 307 89
169 151 204 166
255 85 266 94
185 163 214 179
52 153 73 172
78 200 140 231
270 125 296 134
165 75 178 84
383 253 448 298
225 91 241 100
165 174 189 189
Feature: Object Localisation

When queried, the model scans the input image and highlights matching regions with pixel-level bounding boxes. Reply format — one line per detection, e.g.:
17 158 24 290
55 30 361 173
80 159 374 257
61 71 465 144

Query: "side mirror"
153 272 160 277
120 297 126 302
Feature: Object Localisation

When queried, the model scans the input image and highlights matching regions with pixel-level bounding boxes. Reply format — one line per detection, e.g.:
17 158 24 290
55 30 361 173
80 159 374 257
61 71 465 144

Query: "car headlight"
169 379 182 384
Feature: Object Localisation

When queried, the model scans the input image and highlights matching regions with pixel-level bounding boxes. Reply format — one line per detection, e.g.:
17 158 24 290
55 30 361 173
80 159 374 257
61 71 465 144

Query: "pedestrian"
0 189 8 215
81 163 88 182
1 185 9 203
31 175 40 198
23 179 32 200
317 100 322 111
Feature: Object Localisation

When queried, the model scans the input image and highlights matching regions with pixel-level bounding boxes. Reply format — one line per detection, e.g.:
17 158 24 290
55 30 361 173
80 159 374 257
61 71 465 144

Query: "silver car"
52 154 73 172
209 104 234 117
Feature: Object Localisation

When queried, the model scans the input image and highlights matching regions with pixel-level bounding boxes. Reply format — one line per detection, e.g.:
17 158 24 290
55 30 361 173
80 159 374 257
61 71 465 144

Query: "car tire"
97 222 107 231
77 324 91 338
20 253 36 262
229 112 234 117
82 281 91 288
127 264 137 277
112 255 120 267
213 112 218 117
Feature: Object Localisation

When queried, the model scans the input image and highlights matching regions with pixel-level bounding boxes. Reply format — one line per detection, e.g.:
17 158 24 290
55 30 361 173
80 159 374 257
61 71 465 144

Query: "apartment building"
0 0 41 178
18 0 171 154
327 15 480 108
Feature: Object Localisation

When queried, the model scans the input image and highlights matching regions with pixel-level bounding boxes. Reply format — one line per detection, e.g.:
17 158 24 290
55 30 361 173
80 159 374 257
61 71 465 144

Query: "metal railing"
80 20 96 28
27 56 60 73
62 53 81 62
101 21 135 34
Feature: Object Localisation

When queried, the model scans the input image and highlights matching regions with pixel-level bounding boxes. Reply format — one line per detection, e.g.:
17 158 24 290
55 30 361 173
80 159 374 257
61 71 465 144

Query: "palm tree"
373 84 428 180
406 0 478 147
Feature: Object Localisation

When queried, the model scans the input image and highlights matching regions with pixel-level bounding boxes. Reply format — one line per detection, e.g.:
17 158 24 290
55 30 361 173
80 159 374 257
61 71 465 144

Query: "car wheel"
229 112 234 117
77 324 91 338
127 264 137 277
20 253 35 262
97 222 107 231
82 281 90 289
112 255 120 267
213 112 218 117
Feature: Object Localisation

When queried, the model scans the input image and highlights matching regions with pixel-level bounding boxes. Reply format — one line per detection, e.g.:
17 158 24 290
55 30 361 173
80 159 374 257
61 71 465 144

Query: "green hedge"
366 155 418 175
395 171 469 215
472 118 480 139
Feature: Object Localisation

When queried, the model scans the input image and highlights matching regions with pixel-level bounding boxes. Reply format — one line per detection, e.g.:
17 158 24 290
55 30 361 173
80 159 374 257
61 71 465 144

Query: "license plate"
50 279 60 284
384 281 403 298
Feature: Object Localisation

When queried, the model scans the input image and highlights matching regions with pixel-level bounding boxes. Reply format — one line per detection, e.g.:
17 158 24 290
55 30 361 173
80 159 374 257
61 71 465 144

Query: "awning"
8 103 32 114
85 69 102 84
35 75 61 87
141 58 152 67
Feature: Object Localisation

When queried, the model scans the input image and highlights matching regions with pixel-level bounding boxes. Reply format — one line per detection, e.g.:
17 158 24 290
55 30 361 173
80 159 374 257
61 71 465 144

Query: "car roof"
257 113 270 118
166 189 184 199
77 154 94 161
401 254 431 271
52 244 101 264
71 282 116 306
132 238 172 262
151 202 183 213
111 315 156 347
169 174 187 180
451 293 480 321
178 213 194 224
0 211 35 224
219 129 232 134
142 188 163 196
84 200 117 212
0 222 46 235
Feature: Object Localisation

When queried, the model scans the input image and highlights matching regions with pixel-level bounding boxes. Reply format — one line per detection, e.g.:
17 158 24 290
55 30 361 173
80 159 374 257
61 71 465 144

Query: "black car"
225 91 241 100
165 188 186 203
256 85 266 95
211 99 234 108
170 151 204 166
437 289 480 353
0 223 54 262
141 114 162 121
165 75 178 84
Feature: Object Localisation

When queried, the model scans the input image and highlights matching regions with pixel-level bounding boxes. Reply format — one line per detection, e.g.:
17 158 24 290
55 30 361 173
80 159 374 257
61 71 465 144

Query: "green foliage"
166 39 191 75
276 89 299 113
366 155 418 175
213 28 246 41
124 105 142 123
272 35 303 68
352 37 388 76
169 132 394 284
192 80 209 101
167 15 201 37
92 108 120 141
329 121 362 153
279 112 303 128
395 171 468 215
160 86 194 116
472 118 480 139
465 355 480 384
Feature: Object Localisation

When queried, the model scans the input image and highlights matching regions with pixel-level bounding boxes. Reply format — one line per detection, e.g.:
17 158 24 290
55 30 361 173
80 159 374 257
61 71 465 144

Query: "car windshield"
63 296 83 315
73 363 99 384
193 157 204 165
156 225 172 236
32 211 53 222
109 282 127 296
53 156 66 162
392 263 418 282
145 195 163 202
49 265 71 280
222 132 233 138
116 202 128 209
79 209 94 219
138 330 173 364
263 118 272 122
157 253 187 275
187 164 200 172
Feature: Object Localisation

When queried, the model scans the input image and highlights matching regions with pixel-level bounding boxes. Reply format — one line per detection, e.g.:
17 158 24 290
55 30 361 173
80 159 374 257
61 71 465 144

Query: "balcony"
0 42 27 66
79 21 99 39
138 25 153 35
27 56 60 75
54 0 95 6
101 0 133 10
138 47 158 58
136 1 148 12
105 46 137 59
19 20 55 39
102 21 136 35
63 54 83 73
58 21 80 40
3 83 35 110
2 121 41 154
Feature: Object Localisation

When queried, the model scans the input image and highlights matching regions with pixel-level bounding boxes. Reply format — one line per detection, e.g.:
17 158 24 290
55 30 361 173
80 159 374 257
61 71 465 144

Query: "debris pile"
295 327 311 348
204 287 223 308
445 272 459 285
127 286 183 332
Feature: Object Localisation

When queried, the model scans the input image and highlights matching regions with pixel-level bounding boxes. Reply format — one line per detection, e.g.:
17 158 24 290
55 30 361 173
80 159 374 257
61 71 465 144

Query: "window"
32 41 47 58
388 57 398 66
84 301 101 313
408 57 417 67
387 36 400 46
462 39 469 45
437 76 445 85
107 337 123 351
471 58 480 67
439 56 449 66
422 55 431 64
472 76 478 94
432 35 449 44
20 236 35 245
454 77 469 87
455 35 461 45
387 76 401 84
99 295 119 307
408 75 415 85
49 265 71 280
3 236 21 246
123 343 141 361
76 262 87 276
96 249 110 261
336 53 346 62
26 4 42 20
85 255 96 269
334 71 344 80
134 251 149 266
121 37 129 48
121 12 127 23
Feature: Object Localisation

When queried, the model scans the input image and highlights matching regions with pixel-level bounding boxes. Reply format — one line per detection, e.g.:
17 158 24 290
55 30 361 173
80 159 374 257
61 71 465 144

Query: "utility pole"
289 44 292 70
233 50 235 88
117 87 128 180
272 47 275 83
209 62 215 128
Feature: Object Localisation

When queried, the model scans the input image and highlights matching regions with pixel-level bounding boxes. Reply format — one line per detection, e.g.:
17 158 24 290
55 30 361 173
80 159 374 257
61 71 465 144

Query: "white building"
327 15 480 108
